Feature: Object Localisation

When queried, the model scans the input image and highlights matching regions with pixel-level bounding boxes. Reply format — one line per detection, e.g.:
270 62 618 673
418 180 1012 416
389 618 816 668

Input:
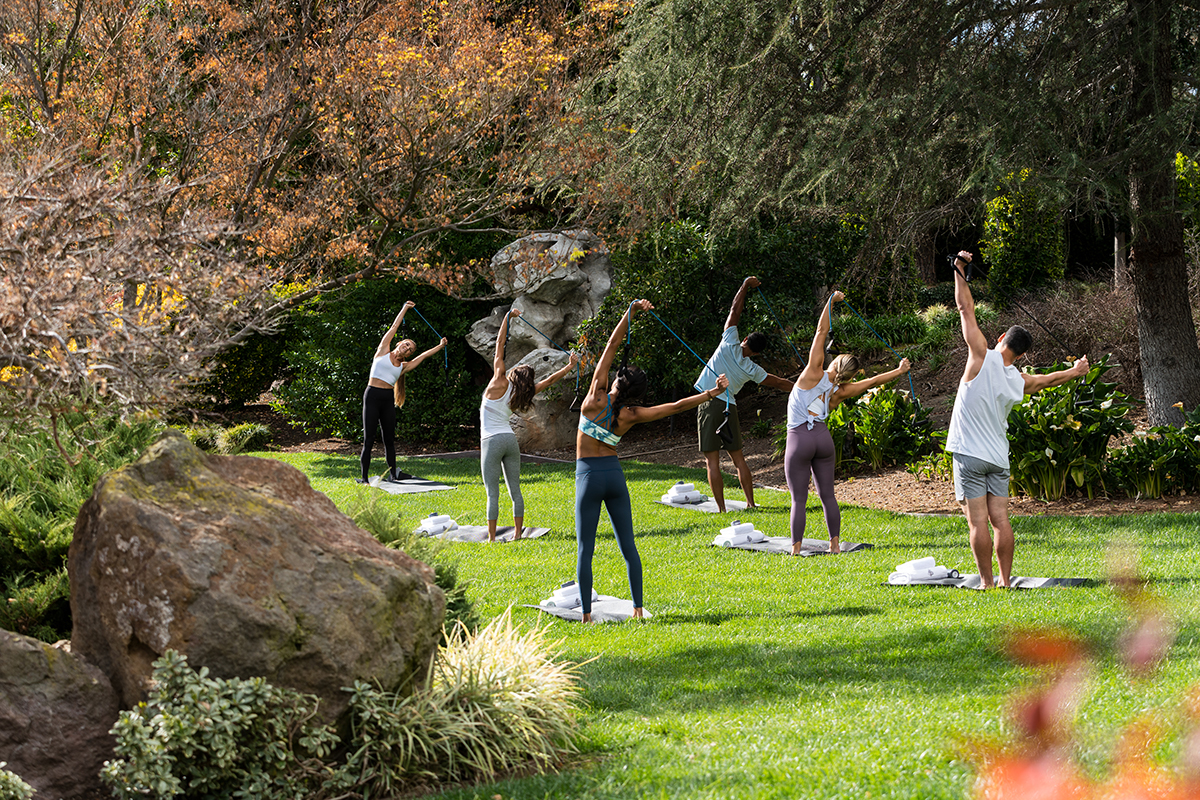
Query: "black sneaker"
385 469 414 482
354 478 369 485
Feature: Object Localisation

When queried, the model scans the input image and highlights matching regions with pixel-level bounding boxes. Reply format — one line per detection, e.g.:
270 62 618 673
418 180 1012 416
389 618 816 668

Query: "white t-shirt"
946 348 1026 469
480 382 514 440
693 326 767 406
368 354 404 386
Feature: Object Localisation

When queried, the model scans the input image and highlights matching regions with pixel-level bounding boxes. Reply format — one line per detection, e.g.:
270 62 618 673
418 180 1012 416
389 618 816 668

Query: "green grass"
257 451 1200 799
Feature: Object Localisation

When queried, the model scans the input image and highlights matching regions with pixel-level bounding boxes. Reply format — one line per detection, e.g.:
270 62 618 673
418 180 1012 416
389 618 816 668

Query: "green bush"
271 278 491 447
980 169 1065 303
197 328 291 408
102 651 339 800
0 763 34 800
179 422 273 455
1178 151 1200 228
1006 355 1133 500
0 569 69 643
1104 404 1200 498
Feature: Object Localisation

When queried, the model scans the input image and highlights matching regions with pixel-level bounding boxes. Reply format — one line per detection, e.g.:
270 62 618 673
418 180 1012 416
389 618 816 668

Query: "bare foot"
487 534 496 543
829 536 840 555
581 613 592 623
791 541 803 556
632 607 644 619
513 528 524 541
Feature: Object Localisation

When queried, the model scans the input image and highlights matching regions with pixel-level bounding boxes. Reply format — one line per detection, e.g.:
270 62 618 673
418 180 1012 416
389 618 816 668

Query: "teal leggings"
575 456 642 615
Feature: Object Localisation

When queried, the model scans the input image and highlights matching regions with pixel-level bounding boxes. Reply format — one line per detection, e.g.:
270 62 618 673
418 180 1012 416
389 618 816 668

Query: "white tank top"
368 353 404 386
946 348 1026 469
480 381 514 440
787 373 834 430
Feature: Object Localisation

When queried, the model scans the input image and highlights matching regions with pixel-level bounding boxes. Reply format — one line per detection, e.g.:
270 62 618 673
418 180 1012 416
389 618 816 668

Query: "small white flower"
1050 424 1061 431
1100 398 1113 409
1194 435 1200 443
1045 447 1054 458
1051 459 1058 466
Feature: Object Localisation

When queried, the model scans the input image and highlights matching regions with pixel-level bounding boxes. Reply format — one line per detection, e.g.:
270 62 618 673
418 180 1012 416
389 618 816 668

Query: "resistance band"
513 314 581 393
409 305 449 374
643 307 736 444
755 287 807 367
839 299 918 403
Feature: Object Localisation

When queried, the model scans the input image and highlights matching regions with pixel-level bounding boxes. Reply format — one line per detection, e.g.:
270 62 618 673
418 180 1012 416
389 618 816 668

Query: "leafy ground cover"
262 451 1200 799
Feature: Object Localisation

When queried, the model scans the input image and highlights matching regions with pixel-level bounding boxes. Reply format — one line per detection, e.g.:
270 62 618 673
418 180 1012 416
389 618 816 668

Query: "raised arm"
624 374 731 425
798 291 843 386
725 276 760 330
829 358 912 409
493 309 519 377
375 301 415 357
953 251 988 381
761 373 794 392
586 300 647 400
535 352 579 393
402 337 448 372
1022 356 1090 395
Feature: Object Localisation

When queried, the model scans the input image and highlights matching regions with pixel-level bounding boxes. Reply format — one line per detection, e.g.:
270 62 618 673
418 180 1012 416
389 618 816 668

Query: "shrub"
980 169 1065 304
197 328 291 408
179 422 273 455
1104 405 1200 498
0 569 69 643
271 278 491 447
341 609 581 794
1006 355 1133 500
102 651 339 800
0 763 34 800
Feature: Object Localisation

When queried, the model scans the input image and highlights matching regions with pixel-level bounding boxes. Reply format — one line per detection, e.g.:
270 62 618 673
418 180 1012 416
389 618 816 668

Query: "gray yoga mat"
713 536 872 557
656 498 748 514
422 525 551 543
887 573 1093 590
523 595 650 623
372 476 455 494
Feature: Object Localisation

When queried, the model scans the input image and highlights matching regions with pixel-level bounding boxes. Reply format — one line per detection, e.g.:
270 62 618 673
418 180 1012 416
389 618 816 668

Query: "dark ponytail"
611 365 648 423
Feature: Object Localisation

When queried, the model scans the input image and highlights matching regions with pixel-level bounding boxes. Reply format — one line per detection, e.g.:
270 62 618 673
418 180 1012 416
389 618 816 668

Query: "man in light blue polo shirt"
696 276 794 512
947 250 1089 588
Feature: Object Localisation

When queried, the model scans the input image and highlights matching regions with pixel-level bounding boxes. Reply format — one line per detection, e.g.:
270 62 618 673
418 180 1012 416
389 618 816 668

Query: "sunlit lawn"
259 450 1200 799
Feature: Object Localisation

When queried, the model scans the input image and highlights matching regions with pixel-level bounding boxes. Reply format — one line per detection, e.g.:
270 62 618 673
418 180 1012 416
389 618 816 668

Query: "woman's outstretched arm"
829 358 911 409
535 352 580 393
375 301 415 358
797 291 843 386
403 337 448 371
623 374 731 425
586 299 648 400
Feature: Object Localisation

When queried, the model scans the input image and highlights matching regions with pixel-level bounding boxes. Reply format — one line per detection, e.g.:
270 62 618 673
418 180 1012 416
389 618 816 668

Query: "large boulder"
467 230 611 363
0 632 120 799
68 430 445 722
508 349 580 450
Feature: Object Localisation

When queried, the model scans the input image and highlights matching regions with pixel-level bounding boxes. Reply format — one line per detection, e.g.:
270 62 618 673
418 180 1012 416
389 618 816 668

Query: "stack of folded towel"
888 556 960 584
543 581 599 609
661 481 707 504
712 520 766 548
416 513 458 536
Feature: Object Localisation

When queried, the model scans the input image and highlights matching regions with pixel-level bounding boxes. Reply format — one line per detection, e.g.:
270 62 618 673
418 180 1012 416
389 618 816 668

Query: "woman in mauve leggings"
785 290 910 554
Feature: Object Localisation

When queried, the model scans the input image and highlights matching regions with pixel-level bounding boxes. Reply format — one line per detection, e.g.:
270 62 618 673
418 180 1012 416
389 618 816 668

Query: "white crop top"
368 353 405 386
480 382 514 440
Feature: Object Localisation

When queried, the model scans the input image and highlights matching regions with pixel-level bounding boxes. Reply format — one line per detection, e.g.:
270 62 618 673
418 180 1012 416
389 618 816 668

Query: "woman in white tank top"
359 301 447 483
479 308 577 541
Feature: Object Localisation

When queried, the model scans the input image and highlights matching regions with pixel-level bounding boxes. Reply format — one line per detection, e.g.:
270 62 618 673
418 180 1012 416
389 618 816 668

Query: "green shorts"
697 399 742 453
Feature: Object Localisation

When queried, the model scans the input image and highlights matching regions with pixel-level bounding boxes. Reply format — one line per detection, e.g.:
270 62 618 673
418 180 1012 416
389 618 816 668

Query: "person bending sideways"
359 301 447 484
947 250 1089 588
575 299 730 622
695 276 793 512
784 290 911 555
480 308 578 541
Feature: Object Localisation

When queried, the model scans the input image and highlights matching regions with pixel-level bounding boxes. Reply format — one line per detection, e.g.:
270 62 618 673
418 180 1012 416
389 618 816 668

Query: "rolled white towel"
423 513 453 527
744 529 766 543
666 482 696 496
662 490 705 504
713 526 764 547
719 521 756 538
897 556 937 574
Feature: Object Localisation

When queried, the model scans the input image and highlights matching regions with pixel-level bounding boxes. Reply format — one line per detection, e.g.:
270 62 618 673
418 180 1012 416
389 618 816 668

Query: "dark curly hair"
508 365 537 413
612 365 648 422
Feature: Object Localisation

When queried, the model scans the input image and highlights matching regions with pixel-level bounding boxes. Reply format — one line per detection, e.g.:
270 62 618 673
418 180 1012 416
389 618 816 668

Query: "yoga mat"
712 536 872 556
656 498 748 514
523 595 650 623
886 573 1093 590
423 525 551 543
372 475 455 494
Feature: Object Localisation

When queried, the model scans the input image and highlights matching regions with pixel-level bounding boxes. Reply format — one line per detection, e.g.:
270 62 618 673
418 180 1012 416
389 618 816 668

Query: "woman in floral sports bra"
574 299 729 622
784 290 911 554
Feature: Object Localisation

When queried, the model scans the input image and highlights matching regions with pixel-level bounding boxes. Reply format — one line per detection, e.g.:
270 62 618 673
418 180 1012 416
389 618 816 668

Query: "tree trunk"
1127 0 1200 426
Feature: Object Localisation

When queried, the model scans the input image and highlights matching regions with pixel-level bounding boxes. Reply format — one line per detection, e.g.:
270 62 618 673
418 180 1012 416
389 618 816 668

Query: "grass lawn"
258 451 1200 799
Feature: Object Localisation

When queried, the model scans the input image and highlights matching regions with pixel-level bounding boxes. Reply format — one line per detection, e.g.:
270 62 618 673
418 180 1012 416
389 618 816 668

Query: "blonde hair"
828 354 862 385
392 339 416 408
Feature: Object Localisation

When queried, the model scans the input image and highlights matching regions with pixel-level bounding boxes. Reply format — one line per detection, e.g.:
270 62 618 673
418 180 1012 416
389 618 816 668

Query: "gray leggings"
481 433 524 520
784 423 840 544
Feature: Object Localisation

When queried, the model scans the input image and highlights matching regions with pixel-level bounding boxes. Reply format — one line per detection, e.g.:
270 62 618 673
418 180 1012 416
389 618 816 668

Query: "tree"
582 0 1200 424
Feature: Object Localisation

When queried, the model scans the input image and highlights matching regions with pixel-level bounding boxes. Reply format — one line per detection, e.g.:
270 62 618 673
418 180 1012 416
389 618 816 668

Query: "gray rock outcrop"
508 349 580 450
0 631 119 799
68 430 445 722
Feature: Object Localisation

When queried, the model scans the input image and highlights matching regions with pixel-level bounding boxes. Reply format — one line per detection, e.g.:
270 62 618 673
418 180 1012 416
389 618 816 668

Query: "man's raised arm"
725 276 761 330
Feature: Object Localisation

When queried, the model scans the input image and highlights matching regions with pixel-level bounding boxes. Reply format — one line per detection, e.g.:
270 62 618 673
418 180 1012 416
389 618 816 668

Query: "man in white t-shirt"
695 276 794 511
946 250 1089 588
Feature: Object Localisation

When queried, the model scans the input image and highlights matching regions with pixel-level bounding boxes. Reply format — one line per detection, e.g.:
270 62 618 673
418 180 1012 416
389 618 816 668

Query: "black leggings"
361 386 397 481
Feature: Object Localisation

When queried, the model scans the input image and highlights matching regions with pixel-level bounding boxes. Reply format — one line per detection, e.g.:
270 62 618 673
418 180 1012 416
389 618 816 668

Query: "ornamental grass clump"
0 763 34 800
341 609 583 795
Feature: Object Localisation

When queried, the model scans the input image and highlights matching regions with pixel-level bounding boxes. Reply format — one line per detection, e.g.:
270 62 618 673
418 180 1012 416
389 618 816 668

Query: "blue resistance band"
513 315 580 393
839 299 917 402
755 287 807 367
409 306 448 372
644 308 732 407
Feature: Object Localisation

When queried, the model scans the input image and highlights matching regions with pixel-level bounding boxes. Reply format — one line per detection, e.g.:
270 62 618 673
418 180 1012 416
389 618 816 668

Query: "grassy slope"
260 451 1200 799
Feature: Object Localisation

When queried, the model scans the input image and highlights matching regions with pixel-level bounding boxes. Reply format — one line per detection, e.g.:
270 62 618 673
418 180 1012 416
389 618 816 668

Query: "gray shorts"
952 452 1010 501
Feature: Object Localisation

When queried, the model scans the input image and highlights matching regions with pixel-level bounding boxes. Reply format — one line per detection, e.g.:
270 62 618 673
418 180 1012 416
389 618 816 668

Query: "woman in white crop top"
784 291 911 554
359 301 447 484
479 308 577 541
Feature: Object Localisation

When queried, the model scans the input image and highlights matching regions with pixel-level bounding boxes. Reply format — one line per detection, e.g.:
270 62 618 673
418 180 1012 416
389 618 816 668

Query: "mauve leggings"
783 423 840 544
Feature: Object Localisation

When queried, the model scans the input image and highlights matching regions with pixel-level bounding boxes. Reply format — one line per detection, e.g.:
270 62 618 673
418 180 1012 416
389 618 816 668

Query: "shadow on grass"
659 606 883 626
